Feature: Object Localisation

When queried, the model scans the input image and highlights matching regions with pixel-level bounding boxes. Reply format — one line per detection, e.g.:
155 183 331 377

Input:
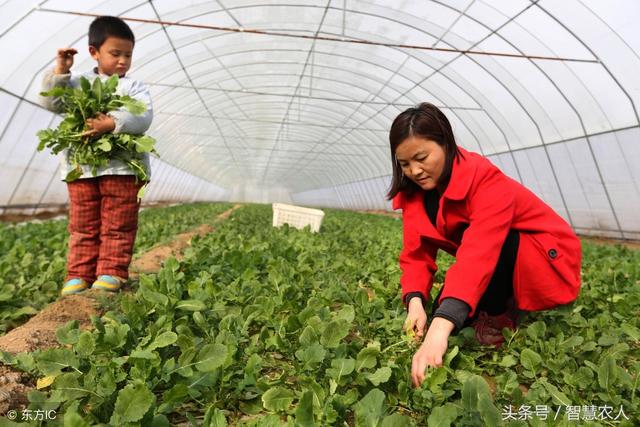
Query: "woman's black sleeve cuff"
432 298 471 332
403 291 427 309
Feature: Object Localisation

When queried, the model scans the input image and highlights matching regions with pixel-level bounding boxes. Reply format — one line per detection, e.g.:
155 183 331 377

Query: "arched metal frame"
0 0 638 238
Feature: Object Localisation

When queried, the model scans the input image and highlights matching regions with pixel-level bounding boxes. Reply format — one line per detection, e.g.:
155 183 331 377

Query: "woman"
389 103 581 388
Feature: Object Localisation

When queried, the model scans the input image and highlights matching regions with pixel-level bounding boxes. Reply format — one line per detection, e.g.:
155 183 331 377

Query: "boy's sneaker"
471 310 519 348
91 275 125 292
61 278 89 296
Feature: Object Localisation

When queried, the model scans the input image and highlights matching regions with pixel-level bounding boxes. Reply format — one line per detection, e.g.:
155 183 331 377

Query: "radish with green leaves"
37 75 157 188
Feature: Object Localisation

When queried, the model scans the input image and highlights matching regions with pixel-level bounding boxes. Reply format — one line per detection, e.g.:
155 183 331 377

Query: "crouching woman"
388 103 581 388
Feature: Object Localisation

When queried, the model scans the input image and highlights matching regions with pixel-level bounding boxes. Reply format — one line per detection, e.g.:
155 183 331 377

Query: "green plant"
0 203 232 333
1 205 638 426
37 75 156 184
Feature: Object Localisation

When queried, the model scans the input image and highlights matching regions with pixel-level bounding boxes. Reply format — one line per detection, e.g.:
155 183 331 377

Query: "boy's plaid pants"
66 175 142 283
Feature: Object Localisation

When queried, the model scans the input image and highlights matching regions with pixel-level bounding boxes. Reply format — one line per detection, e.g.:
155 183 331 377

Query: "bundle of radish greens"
37 75 156 193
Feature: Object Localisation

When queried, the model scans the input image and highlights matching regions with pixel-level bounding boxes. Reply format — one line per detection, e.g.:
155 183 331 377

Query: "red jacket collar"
442 147 476 201
392 147 478 209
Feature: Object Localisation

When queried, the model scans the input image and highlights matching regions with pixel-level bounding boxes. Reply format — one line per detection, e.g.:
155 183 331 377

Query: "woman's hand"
404 297 427 340
411 317 455 388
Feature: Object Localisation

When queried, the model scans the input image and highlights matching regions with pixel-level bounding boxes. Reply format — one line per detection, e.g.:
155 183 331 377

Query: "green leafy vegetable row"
2 204 637 426
0 202 233 333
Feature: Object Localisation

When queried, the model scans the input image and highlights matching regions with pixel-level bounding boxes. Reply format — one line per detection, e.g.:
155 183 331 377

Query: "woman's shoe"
472 311 516 347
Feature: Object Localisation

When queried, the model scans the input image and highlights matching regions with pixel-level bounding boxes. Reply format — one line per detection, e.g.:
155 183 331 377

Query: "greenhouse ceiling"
0 0 639 239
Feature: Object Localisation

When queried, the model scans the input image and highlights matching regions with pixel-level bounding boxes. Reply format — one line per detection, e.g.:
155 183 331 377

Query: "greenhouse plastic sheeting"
0 0 638 239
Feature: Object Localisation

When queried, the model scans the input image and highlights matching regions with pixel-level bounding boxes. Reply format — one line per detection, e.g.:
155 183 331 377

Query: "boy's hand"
54 48 78 74
83 113 115 137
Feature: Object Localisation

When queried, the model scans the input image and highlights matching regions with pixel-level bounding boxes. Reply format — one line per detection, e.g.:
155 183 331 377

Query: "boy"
39 16 153 296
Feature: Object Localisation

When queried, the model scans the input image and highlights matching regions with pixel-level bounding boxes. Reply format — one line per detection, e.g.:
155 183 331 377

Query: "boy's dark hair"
88 16 135 49
387 102 463 199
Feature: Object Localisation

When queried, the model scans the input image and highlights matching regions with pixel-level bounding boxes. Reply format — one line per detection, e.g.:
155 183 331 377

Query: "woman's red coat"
393 148 581 315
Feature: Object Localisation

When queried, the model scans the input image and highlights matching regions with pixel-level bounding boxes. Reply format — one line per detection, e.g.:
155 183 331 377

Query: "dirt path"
130 223 214 276
362 209 401 219
0 204 242 414
130 204 242 276
581 235 640 249
0 294 100 354
0 292 103 415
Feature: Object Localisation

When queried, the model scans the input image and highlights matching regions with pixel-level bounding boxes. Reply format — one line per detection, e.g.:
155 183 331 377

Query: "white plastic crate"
272 203 325 233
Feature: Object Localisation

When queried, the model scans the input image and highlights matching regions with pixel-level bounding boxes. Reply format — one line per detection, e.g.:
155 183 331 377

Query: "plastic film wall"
0 90 229 211
0 1 639 239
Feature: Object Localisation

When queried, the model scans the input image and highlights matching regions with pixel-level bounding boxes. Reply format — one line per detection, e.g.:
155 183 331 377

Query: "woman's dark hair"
387 102 462 199
89 16 135 49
